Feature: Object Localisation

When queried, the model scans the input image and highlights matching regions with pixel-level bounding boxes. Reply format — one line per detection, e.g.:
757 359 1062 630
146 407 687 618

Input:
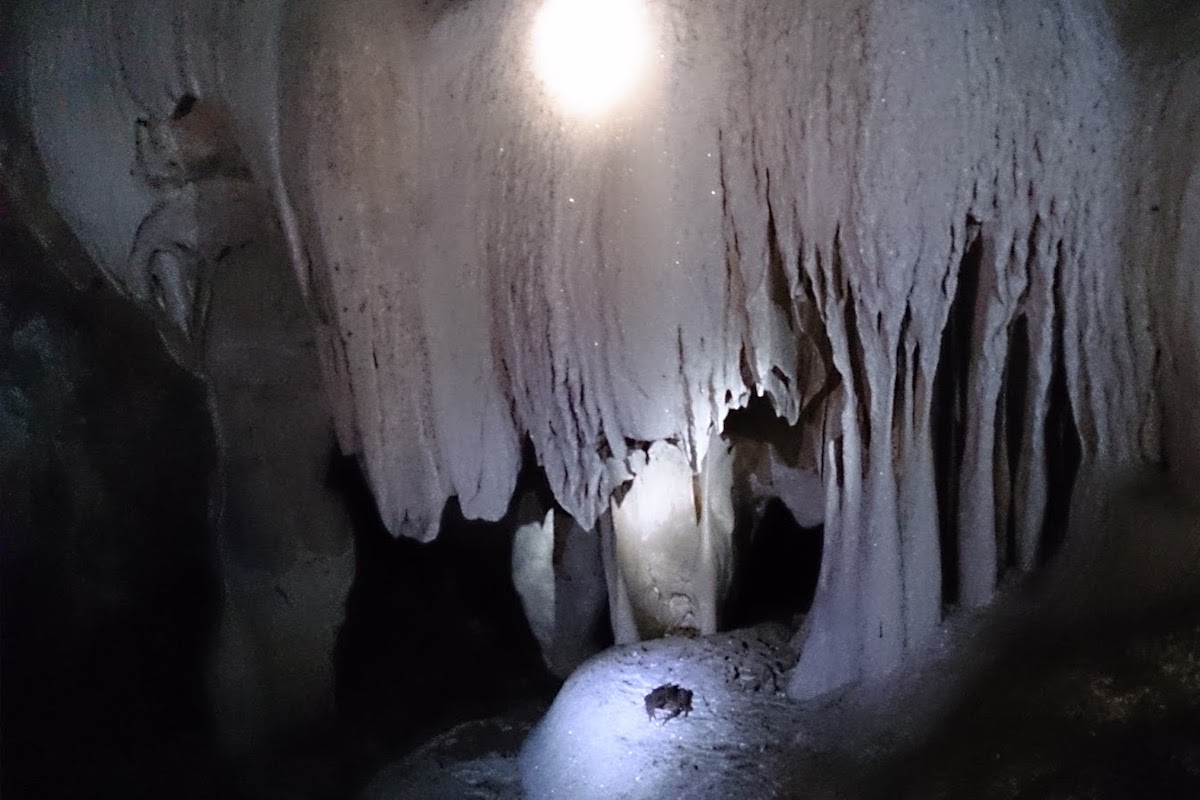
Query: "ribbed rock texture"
19 0 1200 701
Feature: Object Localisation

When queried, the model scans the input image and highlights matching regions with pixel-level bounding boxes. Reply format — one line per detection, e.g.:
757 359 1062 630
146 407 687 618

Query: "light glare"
531 0 651 118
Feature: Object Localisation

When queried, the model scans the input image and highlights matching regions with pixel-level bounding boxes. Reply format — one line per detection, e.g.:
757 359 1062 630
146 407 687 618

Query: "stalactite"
1012 259 1057 572
895 325 943 650
22 0 1187 703
931 226 981 608
996 314 1026 570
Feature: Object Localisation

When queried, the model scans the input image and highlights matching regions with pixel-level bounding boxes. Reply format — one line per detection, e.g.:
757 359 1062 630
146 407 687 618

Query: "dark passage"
726 498 823 629
931 217 984 607
1038 246 1082 564
331 442 564 770
722 395 825 630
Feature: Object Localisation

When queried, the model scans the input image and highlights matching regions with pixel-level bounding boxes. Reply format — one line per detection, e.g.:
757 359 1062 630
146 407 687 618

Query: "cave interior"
3 1 1200 798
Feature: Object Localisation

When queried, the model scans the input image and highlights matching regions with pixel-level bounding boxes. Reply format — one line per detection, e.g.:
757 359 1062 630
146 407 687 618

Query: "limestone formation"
15 0 1200 729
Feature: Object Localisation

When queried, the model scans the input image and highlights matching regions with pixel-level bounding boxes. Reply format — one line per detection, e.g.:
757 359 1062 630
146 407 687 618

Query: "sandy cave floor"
360 606 1200 800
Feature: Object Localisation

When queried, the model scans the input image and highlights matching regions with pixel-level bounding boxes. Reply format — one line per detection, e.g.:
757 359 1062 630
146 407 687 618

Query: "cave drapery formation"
16 0 1199 718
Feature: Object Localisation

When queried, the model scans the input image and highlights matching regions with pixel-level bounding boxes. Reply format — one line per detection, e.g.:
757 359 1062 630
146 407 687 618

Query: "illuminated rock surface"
511 503 610 678
21 0 1199 707
7 0 1200 796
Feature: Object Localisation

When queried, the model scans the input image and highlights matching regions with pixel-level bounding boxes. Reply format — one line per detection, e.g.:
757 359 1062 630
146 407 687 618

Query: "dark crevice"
738 343 756 387
611 479 634 506
1 215 222 798
794 254 841 424
766 204 797 335
722 392 808 466
623 437 651 451
1003 315 1031 570
330 436 569 763
596 428 614 461
726 498 823 629
828 224 846 301
993 346 1010 572
932 217 983 608
1037 246 1082 565
722 394 825 629
891 308 912 473
833 435 845 491
171 93 198 120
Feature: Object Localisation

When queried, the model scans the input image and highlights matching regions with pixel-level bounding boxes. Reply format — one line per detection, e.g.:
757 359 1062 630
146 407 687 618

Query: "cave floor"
360 607 1200 800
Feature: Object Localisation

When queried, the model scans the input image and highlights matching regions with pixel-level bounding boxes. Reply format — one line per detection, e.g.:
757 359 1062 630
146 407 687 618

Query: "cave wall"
16 0 1200 701
203 211 355 752
0 207 223 796
16 0 358 749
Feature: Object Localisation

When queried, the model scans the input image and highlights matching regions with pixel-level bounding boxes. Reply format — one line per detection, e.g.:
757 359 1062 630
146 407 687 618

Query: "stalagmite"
609 437 734 638
512 504 558 668
512 496 609 677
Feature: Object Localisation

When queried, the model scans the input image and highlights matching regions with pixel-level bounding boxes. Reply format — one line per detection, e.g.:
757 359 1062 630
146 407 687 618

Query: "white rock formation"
609 436 735 638
512 500 610 678
512 506 558 667
16 0 1200 719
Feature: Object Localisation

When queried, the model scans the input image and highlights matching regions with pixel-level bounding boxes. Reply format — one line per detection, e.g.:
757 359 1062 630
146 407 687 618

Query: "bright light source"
531 0 652 118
